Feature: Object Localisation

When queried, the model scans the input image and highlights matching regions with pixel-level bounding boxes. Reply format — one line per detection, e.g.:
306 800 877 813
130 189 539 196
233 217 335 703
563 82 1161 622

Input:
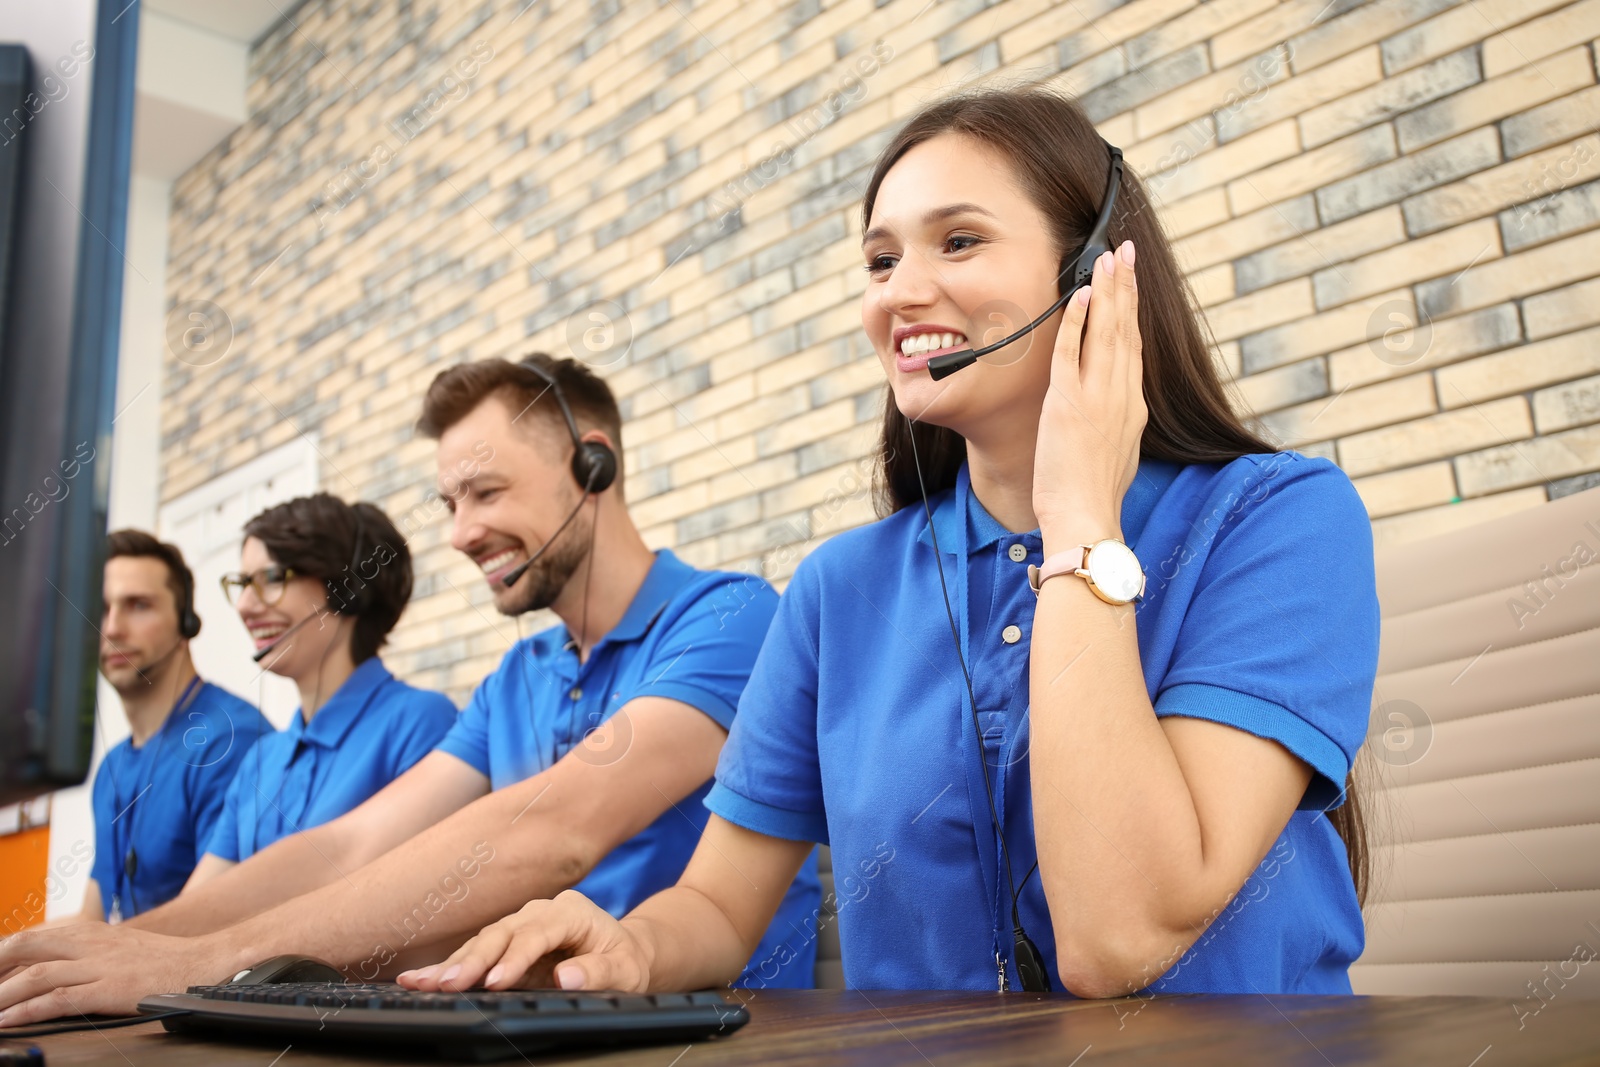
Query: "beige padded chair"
814 845 844 989
1351 486 1600 997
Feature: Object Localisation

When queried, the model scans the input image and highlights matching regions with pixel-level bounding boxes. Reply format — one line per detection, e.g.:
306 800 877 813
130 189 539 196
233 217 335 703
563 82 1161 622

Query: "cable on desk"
0 1010 189 1038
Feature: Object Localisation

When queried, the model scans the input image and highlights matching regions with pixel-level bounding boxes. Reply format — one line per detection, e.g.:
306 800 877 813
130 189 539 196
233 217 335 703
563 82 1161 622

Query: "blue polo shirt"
708 452 1379 994
90 680 271 919
205 657 458 862
435 548 822 989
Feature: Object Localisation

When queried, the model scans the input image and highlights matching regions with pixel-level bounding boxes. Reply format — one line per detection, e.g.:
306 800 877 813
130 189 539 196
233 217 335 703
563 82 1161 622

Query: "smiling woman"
396 86 1380 1002
189 494 457 879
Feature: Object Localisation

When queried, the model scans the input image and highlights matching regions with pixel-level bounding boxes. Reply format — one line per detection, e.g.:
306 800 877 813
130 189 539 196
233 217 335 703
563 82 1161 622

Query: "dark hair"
416 353 625 486
106 528 198 631
242 494 412 664
860 87 1367 904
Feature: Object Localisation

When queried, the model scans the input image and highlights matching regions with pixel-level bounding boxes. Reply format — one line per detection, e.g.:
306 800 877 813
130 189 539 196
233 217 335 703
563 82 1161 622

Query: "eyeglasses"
220 565 298 607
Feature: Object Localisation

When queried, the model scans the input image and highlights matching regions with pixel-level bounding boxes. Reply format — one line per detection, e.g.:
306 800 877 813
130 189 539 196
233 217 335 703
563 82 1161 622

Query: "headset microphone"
927 143 1123 382
251 611 322 663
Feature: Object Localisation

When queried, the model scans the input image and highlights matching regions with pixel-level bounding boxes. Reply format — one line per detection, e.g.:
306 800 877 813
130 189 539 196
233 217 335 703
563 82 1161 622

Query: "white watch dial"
1085 541 1143 603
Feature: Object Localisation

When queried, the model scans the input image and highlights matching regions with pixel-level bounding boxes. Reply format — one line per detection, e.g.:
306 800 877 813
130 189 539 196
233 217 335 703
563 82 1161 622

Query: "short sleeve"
631 573 780 731
203 766 246 863
705 559 829 844
1152 456 1380 810
434 667 498 776
393 692 459 775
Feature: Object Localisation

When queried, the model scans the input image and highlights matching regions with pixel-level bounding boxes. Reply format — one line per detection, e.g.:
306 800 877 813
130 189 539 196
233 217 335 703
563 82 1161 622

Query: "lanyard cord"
905 427 1028 935
915 422 1049 991
114 674 204 917
567 493 601 751
510 475 600 770
250 633 351 855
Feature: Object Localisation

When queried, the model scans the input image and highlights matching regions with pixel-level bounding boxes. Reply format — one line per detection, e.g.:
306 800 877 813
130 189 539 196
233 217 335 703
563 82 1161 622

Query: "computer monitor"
0 0 139 805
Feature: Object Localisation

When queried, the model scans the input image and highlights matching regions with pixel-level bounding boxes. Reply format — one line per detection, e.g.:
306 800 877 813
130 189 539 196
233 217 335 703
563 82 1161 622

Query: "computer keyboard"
137 982 749 1062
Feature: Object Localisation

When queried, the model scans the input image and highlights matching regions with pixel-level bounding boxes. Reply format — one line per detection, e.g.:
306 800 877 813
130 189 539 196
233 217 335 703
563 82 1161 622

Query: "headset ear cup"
180 609 201 640
574 442 618 494
1069 241 1108 293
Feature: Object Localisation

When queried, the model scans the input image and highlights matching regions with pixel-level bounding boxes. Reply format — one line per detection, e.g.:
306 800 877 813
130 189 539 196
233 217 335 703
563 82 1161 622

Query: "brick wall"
160 0 1600 701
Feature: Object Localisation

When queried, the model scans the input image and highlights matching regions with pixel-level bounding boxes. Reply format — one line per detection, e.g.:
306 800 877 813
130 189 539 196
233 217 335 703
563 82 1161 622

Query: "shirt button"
1002 625 1022 644
569 687 582 701
1008 544 1027 563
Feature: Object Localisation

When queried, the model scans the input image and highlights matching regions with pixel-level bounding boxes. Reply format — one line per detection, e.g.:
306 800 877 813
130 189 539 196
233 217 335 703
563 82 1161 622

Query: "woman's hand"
1033 241 1145 548
397 890 652 993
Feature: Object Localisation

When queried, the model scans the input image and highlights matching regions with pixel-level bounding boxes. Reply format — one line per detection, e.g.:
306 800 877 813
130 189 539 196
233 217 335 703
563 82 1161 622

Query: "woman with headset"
398 88 1379 998
184 494 457 887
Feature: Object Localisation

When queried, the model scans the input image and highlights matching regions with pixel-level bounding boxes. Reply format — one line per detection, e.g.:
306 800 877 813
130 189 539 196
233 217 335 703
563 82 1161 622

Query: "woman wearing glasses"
399 88 1379 998
184 493 457 887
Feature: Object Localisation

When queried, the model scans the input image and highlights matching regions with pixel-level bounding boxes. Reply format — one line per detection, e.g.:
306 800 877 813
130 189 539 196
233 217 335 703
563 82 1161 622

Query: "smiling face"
437 395 592 616
235 536 348 679
862 132 1064 437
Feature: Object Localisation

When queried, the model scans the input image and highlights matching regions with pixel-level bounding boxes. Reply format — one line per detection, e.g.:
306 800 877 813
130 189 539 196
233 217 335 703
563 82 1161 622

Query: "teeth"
479 550 521 574
899 332 967 356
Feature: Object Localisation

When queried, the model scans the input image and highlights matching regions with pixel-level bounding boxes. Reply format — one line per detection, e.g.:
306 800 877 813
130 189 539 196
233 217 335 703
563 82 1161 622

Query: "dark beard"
497 512 592 616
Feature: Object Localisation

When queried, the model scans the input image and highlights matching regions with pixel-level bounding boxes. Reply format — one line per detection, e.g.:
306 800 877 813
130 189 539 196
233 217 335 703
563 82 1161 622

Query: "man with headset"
0 355 820 1023
76 531 271 922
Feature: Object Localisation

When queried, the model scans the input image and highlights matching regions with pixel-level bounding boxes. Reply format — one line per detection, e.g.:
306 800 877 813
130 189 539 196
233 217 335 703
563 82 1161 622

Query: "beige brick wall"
159 0 1600 701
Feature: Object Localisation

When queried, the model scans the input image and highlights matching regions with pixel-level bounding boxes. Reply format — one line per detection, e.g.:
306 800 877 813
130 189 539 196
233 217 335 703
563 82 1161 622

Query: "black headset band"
517 358 619 495
1057 140 1124 293
518 360 589 454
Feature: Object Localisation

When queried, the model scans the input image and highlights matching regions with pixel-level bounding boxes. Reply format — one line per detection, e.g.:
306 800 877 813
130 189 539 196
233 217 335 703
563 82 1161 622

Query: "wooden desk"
11 989 1599 1065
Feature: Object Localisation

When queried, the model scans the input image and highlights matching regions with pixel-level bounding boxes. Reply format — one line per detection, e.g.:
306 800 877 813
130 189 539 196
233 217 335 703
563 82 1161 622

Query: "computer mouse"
226 955 347 985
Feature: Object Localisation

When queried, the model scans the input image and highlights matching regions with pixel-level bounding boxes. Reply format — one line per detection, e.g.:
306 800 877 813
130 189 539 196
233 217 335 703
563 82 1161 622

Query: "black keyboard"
137 982 749 1061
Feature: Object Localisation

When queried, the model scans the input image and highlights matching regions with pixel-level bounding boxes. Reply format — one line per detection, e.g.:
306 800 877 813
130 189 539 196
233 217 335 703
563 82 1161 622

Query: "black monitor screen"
0 0 140 805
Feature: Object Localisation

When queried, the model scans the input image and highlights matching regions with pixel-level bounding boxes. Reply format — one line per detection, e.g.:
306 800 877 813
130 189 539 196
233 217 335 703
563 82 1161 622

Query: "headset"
927 141 1124 381
118 547 202 681
503 358 611 769
251 503 372 662
245 502 380 864
518 357 618 496
176 567 202 640
499 358 618 590
102 544 203 918
910 139 1126 993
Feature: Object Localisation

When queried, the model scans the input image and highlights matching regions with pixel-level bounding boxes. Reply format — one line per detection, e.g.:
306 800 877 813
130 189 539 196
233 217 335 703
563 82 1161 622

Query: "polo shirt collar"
916 458 1186 553
570 548 692 652
290 656 391 749
965 469 1016 553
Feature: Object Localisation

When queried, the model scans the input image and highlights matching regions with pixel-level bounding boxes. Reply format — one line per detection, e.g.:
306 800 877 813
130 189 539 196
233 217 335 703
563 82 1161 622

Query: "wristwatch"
1027 539 1145 605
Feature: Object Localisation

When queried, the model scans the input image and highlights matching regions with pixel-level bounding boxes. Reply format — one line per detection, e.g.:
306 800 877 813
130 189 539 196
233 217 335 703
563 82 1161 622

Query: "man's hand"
0 924 237 1025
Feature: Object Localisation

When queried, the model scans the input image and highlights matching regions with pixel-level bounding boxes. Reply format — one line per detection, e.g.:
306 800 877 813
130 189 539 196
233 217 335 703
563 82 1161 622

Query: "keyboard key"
612 996 657 1012
529 995 575 1012
648 994 692 1008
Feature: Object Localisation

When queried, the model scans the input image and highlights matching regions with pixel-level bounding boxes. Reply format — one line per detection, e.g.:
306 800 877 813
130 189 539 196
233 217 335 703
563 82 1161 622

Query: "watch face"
1086 541 1143 603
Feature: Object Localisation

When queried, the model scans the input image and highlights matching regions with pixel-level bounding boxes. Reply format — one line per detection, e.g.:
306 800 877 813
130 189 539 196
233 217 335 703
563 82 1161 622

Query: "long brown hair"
860 87 1368 904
